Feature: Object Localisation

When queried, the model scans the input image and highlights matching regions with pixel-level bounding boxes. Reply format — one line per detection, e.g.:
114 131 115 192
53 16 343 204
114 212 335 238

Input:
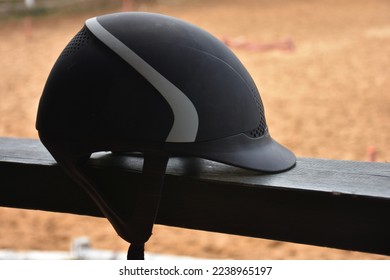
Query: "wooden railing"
1 137 389 256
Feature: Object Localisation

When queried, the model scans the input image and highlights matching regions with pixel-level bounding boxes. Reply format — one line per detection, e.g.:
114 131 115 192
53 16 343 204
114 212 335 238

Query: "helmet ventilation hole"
246 86 267 138
248 123 265 138
60 27 90 58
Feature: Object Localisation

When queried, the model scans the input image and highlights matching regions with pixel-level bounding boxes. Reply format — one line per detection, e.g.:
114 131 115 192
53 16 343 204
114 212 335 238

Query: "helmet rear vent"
60 27 90 58
248 123 265 138
246 86 267 138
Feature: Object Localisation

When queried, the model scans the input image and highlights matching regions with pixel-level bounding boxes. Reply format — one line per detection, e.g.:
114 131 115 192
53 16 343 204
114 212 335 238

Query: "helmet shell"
37 12 294 172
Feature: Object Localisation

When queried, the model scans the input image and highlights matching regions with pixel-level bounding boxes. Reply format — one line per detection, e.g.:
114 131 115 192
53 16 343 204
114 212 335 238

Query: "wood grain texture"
1 137 389 255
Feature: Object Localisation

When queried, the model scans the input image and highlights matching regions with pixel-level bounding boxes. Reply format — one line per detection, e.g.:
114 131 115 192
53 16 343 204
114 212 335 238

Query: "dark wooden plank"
1 137 390 256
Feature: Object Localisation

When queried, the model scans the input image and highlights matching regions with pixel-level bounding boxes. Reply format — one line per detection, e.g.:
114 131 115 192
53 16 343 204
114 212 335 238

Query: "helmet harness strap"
126 151 169 260
51 150 169 260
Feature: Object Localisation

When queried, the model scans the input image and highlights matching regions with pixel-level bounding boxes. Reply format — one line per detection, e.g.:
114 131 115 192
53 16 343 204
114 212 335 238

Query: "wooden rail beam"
0 137 389 256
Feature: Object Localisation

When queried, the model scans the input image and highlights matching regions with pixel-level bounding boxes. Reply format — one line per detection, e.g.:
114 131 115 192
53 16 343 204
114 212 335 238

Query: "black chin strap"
127 243 145 260
53 150 169 261
126 151 169 260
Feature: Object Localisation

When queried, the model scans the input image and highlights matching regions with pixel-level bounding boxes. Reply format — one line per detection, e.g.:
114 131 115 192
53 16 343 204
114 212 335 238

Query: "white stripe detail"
85 17 199 142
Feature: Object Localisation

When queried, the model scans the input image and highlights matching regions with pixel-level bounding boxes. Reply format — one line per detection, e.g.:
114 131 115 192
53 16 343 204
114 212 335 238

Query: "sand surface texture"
0 0 389 259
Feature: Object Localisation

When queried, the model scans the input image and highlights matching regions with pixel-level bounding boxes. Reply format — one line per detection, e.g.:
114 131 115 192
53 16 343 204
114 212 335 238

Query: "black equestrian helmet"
36 12 295 172
36 12 295 259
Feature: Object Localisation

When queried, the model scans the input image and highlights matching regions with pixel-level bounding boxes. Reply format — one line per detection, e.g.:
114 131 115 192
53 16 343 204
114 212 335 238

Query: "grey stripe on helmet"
85 17 199 143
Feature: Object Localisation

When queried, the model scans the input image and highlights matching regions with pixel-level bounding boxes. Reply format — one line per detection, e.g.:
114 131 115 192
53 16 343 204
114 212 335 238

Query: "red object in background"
221 36 295 53
366 146 377 162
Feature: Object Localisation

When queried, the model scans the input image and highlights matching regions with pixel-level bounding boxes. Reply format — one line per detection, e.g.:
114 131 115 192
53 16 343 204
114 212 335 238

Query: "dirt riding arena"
0 0 389 259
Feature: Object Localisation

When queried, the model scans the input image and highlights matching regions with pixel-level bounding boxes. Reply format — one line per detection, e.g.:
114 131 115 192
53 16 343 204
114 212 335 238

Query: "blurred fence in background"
0 236 197 260
0 0 128 18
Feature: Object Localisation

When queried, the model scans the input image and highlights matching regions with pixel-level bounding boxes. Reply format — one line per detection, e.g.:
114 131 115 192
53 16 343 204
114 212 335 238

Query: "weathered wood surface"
0 137 389 255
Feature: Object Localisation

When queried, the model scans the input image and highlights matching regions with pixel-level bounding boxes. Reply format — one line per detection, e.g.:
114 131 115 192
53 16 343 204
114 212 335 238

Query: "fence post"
24 0 35 39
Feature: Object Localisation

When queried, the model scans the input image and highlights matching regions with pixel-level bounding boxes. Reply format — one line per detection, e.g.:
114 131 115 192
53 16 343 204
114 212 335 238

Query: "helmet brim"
165 131 296 173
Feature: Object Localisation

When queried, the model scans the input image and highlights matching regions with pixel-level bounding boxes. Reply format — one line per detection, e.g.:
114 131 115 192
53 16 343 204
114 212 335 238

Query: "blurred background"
0 0 389 259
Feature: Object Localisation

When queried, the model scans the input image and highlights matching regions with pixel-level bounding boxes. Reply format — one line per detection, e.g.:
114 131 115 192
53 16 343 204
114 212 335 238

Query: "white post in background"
25 0 35 9
24 0 35 39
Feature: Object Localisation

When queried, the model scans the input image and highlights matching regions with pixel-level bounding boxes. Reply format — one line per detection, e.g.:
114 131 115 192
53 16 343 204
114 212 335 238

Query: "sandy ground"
0 0 389 259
